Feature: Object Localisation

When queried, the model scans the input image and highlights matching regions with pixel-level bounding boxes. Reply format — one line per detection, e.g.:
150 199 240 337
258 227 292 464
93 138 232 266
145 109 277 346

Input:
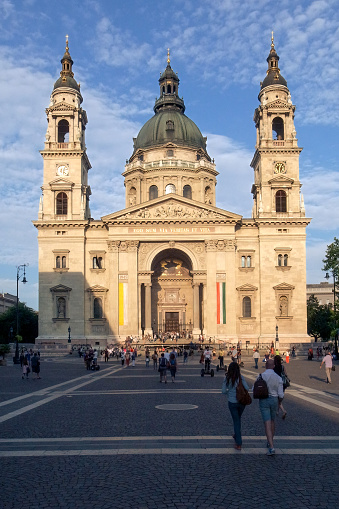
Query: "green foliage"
307 294 333 341
0 344 11 359
0 303 38 343
323 237 339 277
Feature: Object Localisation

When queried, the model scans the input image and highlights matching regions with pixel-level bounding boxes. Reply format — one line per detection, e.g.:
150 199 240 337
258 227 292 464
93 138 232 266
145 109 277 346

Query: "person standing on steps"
320 350 333 384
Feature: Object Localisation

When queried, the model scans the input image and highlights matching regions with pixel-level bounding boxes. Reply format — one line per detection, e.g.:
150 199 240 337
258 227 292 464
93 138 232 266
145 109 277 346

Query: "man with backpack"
158 353 168 383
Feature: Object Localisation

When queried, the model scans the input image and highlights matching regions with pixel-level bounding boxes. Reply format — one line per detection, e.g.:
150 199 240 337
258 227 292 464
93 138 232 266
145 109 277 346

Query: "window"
272 117 284 140
167 84 171 93
165 184 176 194
149 185 158 200
284 254 288 266
275 190 287 212
278 254 283 266
62 256 66 269
205 186 212 204
167 149 174 156
183 185 192 199
56 256 61 269
128 187 136 206
93 256 102 269
56 192 68 215
93 298 103 319
166 121 174 131
242 297 251 317
58 119 69 143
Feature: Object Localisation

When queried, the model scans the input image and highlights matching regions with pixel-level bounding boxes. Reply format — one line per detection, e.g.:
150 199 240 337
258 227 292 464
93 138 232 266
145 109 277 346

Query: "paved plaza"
0 350 338 508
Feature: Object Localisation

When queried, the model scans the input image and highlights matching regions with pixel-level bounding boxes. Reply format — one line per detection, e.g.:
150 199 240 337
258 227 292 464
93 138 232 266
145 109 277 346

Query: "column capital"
107 240 120 252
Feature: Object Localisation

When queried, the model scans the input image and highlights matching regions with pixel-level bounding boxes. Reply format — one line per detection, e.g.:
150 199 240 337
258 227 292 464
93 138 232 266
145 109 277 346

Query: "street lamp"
275 325 279 351
325 272 338 357
13 264 28 364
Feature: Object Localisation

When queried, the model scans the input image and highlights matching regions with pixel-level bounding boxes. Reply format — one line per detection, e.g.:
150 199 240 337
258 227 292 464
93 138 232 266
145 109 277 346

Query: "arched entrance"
151 249 194 336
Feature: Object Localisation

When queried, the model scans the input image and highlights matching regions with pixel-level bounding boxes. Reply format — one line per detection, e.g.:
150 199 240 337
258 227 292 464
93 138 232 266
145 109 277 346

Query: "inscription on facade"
128 227 215 234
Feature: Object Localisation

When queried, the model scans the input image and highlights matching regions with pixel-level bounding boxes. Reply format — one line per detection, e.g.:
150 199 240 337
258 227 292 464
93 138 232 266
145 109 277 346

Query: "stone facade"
33 39 311 346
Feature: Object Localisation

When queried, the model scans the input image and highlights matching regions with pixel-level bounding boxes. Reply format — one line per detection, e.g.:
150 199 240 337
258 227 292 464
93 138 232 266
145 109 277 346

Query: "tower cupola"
53 36 81 93
154 49 185 114
260 33 287 90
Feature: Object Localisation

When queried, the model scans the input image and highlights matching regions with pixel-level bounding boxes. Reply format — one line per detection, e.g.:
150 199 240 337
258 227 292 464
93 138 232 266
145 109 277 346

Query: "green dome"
134 110 207 152
53 76 80 92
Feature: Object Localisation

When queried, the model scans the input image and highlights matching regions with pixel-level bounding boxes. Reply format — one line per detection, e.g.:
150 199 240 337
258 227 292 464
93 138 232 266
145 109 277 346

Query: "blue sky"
0 0 338 310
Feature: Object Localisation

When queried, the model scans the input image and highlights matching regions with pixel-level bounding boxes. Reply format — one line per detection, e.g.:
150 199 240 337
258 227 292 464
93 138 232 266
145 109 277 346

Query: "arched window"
62 256 66 269
94 297 103 319
167 84 171 93
129 187 136 206
276 190 287 212
162 86 165 95
284 254 288 266
246 256 251 268
149 185 158 200
241 256 246 268
165 184 176 194
58 119 69 143
56 256 61 269
242 297 251 318
278 254 283 266
272 117 284 140
183 185 192 199
56 192 68 215
205 186 212 204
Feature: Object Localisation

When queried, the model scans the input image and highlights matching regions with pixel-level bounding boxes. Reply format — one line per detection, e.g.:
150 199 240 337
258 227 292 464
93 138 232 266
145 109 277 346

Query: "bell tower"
39 36 91 221
251 34 304 219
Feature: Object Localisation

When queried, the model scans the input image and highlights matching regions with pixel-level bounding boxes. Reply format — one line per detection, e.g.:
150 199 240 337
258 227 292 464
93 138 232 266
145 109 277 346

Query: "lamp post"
275 325 279 351
68 326 71 353
13 264 28 364
325 272 338 357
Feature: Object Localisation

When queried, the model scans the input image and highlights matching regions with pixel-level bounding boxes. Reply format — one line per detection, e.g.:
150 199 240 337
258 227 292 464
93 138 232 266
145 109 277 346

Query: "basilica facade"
34 38 311 346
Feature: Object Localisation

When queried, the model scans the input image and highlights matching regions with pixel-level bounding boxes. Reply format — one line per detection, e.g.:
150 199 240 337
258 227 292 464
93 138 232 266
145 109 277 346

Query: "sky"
0 0 338 311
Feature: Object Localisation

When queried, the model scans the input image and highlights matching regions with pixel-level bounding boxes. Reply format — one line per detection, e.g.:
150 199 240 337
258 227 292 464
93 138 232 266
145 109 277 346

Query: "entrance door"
165 312 179 332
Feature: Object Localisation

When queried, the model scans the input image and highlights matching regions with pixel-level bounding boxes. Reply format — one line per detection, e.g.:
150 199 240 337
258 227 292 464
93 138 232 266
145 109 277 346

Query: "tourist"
22 356 30 379
31 352 41 380
253 348 260 369
219 348 224 368
152 350 158 370
273 355 288 419
125 350 130 367
320 350 333 384
169 353 177 382
223 362 249 450
183 349 188 364
256 358 284 456
204 346 212 371
158 353 168 383
104 348 109 362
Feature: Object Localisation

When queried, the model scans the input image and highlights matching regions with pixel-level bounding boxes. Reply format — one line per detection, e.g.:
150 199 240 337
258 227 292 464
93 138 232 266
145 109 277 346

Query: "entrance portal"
165 312 179 332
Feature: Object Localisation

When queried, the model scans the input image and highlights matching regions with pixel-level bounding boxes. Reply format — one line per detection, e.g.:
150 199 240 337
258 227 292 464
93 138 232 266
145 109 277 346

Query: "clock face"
274 162 286 174
57 165 69 176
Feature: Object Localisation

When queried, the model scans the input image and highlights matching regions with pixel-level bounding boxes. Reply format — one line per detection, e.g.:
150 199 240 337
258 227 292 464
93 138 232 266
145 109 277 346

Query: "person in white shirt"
320 351 333 384
257 358 284 456
204 347 212 371
253 349 260 369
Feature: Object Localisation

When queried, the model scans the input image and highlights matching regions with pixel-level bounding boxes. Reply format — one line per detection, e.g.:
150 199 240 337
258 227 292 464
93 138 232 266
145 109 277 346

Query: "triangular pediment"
47 102 76 113
265 99 290 110
273 282 295 291
50 284 72 293
268 175 294 185
102 194 242 224
49 177 75 186
236 283 258 292
86 285 109 293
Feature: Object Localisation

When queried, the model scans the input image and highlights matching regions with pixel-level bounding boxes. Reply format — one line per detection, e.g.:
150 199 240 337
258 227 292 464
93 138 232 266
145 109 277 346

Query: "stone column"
205 240 217 336
107 240 120 340
225 240 237 337
193 283 200 335
128 241 139 335
145 283 152 335
202 282 207 336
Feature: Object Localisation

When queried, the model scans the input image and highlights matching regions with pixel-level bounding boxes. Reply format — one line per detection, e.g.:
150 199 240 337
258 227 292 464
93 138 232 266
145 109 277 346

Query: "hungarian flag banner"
216 282 226 324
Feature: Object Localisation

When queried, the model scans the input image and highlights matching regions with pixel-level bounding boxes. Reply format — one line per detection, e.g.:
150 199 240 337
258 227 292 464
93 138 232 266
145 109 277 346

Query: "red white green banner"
216 282 226 324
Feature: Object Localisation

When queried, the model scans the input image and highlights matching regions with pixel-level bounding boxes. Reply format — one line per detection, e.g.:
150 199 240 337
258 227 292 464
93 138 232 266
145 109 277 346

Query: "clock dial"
57 165 69 176
274 162 286 174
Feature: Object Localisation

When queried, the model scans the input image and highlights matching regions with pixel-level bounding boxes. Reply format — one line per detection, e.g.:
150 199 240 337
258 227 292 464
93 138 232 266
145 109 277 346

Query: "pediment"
48 102 76 113
236 283 258 292
86 285 108 293
49 177 75 186
102 195 242 224
268 175 294 185
50 284 72 293
265 99 290 110
273 282 295 291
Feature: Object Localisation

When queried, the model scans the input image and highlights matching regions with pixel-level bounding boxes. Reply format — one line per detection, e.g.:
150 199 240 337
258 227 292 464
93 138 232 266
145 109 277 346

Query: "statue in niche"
57 297 66 318
279 296 288 317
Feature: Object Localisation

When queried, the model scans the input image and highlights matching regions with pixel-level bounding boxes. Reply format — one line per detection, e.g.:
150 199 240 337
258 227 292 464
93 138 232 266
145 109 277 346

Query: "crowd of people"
19 348 41 380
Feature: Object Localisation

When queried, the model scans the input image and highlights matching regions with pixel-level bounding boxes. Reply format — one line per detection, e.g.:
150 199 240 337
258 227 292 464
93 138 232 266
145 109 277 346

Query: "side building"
33 38 311 346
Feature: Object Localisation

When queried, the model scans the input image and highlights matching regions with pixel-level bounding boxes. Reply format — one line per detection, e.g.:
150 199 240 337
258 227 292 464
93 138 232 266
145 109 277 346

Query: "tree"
323 236 339 308
307 295 332 341
0 303 38 343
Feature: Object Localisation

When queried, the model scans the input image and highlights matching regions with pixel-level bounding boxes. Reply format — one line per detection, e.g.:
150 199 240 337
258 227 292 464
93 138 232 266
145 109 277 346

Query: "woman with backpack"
158 352 168 383
274 355 288 419
223 362 250 450
169 353 177 383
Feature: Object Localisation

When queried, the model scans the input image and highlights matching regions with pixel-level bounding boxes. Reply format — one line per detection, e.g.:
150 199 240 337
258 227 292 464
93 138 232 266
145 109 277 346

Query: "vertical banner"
216 282 226 324
119 282 128 326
